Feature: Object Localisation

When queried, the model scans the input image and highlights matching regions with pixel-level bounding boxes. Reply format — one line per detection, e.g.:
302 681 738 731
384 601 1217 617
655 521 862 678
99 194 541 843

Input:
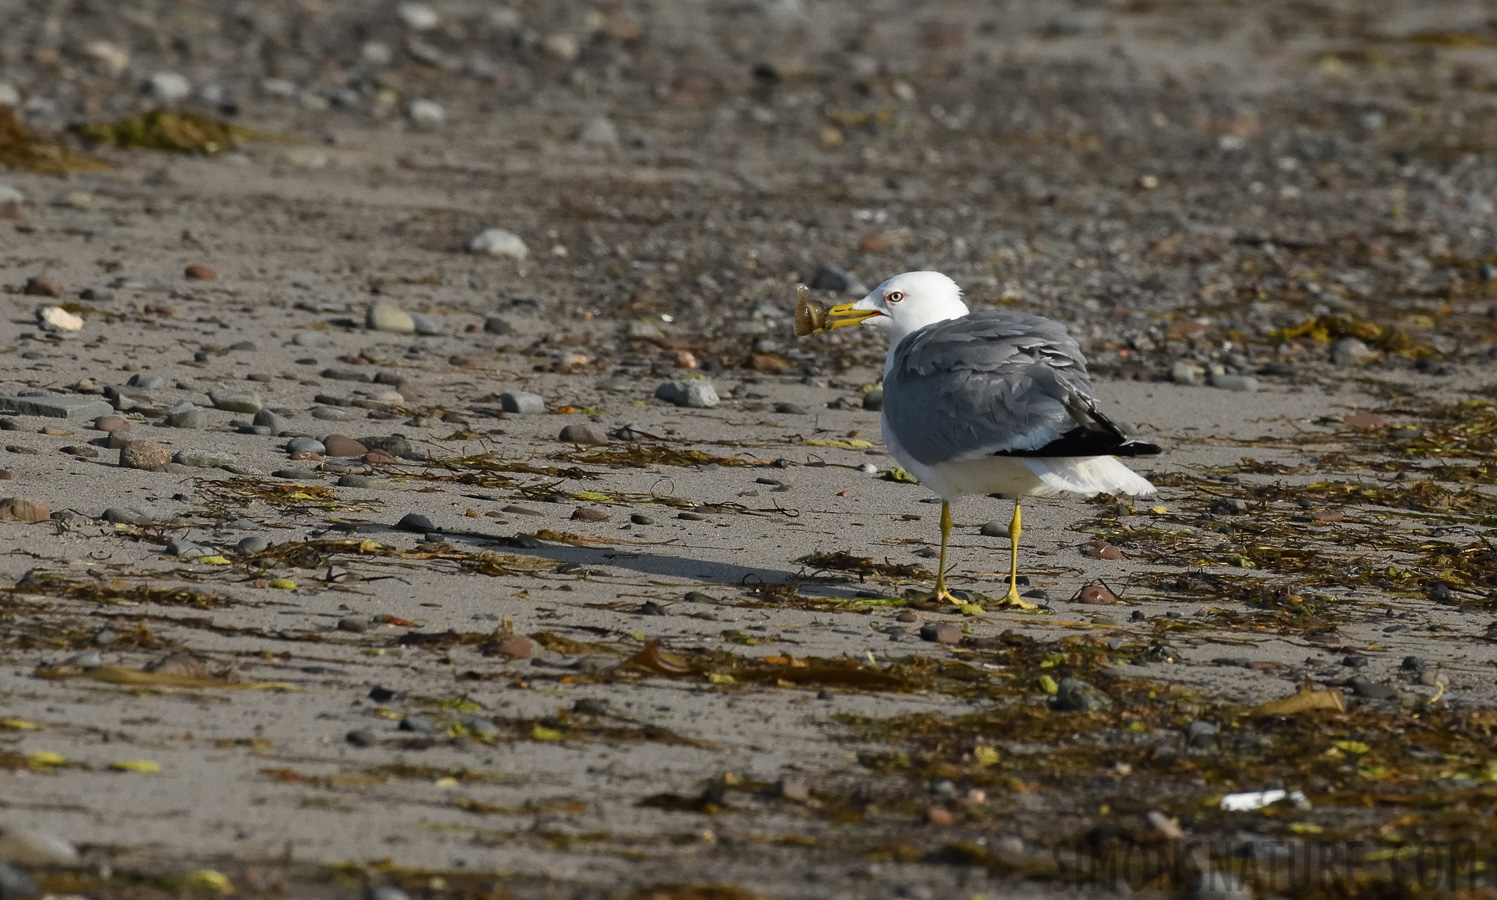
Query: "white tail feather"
1024 456 1156 497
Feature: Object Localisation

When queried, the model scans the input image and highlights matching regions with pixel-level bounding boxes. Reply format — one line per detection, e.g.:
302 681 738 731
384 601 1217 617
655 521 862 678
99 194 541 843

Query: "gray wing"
883 311 1118 467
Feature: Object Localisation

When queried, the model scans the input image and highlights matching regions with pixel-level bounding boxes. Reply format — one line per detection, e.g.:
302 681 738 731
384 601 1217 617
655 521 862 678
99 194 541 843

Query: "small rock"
236 535 271 555
1343 655 1369 668
862 389 884 411
173 448 231 469
483 316 513 335
924 806 954 827
467 228 529 259
164 406 208 429
166 536 211 559
208 388 262 414
1208 373 1259 392
1419 669 1449 688
396 513 436 532
273 468 321 480
979 521 1010 538
1209 498 1247 515
1170 360 1205 385
37 306 83 332
23 277 62 298
408 99 445 127
120 441 171 471
102 506 155 525
809 265 867 296
367 303 415 333
1053 677 1114 712
184 264 218 281
93 415 130 432
501 391 545 414
1078 540 1123 560
1330 337 1373 366
399 714 435 734
322 435 368 457
0 826 80 866
286 437 325 455
1077 583 1119 605
775 778 811 802
1401 655 1427 672
1185 720 1219 749
1350 678 1398 700
630 513 653 525
0 498 49 523
128 373 166 390
147 71 191 102
409 312 441 336
311 407 352 421
488 635 534 659
919 622 963 645
0 860 42 898
571 507 609 522
773 402 808 415
363 886 411 900
345 729 377 748
576 115 620 147
0 395 114 420
337 616 370 634
559 423 610 445
655 380 720 408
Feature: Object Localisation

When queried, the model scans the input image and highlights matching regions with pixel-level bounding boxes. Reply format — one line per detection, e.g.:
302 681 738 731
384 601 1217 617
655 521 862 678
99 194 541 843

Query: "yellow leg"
1000 501 1036 609
933 500 957 605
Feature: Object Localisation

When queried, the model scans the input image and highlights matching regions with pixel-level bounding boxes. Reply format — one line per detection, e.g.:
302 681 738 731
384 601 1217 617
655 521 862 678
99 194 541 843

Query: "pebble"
320 367 369 383
1208 373 1259 392
250 409 290 435
1342 655 1369 668
1185 719 1219 749
119 441 171 471
128 373 166 390
1401 655 1427 672
408 99 445 127
809 265 867 296
364 886 412 900
655 380 720 408
337 616 370 633
409 312 441 335
339 474 387 489
1350 678 1398 700
93 415 130 432
37 306 84 332
0 861 41 898
174 448 232 468
488 635 534 659
775 777 811 802
483 316 513 335
1419 670 1449 688
924 806 954 827
164 406 207 429
311 406 352 421
1078 583 1119 605
862 389 884 411
919 622 963 645
773 402 808 415
322 435 368 457
467 228 529 259
0 498 48 524
501 391 545 414
102 506 156 525
571 507 609 522
148 71 191 101
345 729 377 748
286 437 326 455
236 535 271 555
272 468 320 480
1078 540 1123 560
396 513 436 532
1209 498 1247 515
184 264 218 281
166 536 212 559
559 423 610 445
1330 337 1373 366
0 395 113 420
978 521 1010 538
23 276 63 297
0 826 80 866
630 513 653 525
1053 677 1113 712
399 714 435 733
576 115 620 147
1171 360 1205 385
367 302 415 333
208 388 262 414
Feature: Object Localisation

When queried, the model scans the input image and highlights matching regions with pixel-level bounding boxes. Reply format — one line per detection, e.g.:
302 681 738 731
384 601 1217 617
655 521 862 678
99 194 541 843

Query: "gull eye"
886 291 904 303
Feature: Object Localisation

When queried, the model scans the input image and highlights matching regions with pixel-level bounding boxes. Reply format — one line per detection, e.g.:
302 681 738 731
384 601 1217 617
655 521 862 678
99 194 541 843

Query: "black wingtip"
1113 440 1162 458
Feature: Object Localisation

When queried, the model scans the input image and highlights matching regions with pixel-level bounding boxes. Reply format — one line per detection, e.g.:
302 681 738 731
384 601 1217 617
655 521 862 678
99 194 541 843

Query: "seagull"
811 271 1160 609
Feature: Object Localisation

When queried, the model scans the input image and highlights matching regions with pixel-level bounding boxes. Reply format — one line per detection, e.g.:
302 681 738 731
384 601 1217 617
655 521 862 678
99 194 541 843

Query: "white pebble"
0 184 24 204
408 99 445 127
576 116 620 147
37 306 84 332
0 83 20 106
467 228 529 259
859 462 877 474
397 3 440 30
362 42 393 66
147 72 192 102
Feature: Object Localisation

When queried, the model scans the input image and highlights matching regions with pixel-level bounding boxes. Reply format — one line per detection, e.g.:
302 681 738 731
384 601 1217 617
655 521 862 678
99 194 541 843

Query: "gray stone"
64 650 102 669
320 368 370 383
0 395 114 420
1185 719 1219 749
467 228 528 259
337 616 370 633
173 448 232 469
291 331 329 347
1171 360 1205 385
0 861 40 897
128 373 166 390
979 521 1009 538
1053 677 1114 712
102 506 156 525
286 437 326 454
165 537 212 559
399 714 436 733
208 388 262 414
559 423 610 445
1208 373 1259 392
0 827 80 867
576 115 620 147
501 391 545 414
236 535 271 555
147 71 191 102
808 265 867 296
862 389 884 411
311 406 351 421
1350 678 1398 700
396 513 436 532
345 729 377 747
483 316 513 335
409 312 441 335
272 468 321 480
252 410 291 435
338 474 390 489
119 441 171 471
655 380 720 408
358 435 413 456
367 302 415 333
1330 337 1373 366
164 406 208 429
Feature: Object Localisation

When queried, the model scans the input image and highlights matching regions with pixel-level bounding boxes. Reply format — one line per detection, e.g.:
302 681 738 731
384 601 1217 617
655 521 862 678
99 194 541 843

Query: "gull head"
825 271 970 342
